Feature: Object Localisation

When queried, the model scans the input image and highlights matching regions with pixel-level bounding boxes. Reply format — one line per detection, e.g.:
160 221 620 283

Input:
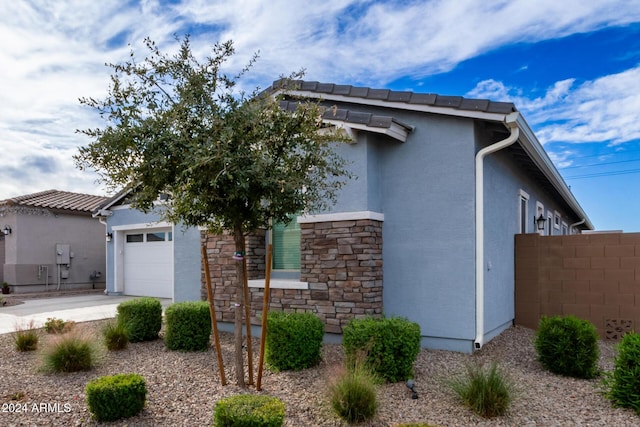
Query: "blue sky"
1 1 639 231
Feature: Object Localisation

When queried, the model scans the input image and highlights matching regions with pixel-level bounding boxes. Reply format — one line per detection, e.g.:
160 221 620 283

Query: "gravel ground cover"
0 321 637 426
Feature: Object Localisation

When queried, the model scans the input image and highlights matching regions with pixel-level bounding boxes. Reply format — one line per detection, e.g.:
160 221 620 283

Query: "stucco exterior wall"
482 138 585 342
105 206 201 302
1 207 105 292
377 114 478 352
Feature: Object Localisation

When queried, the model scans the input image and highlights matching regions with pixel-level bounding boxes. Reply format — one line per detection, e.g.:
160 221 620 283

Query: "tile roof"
278 100 413 131
272 79 517 115
0 190 109 213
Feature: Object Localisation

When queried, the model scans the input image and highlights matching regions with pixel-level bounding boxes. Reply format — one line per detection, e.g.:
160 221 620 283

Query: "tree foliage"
75 35 352 386
75 36 351 234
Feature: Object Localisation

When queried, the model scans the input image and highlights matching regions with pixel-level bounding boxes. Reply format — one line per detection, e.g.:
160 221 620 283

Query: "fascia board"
277 89 511 122
322 119 410 142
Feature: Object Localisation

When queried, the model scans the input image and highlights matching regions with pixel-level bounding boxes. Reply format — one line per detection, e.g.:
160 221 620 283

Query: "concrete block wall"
201 219 383 333
515 232 640 338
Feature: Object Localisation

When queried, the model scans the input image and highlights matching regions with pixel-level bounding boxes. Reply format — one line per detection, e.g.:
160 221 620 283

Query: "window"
554 211 561 230
146 232 166 242
126 234 143 243
125 230 172 243
271 215 301 271
519 190 529 234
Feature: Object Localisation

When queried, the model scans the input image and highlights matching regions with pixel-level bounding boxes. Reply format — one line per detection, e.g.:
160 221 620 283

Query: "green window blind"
272 217 301 270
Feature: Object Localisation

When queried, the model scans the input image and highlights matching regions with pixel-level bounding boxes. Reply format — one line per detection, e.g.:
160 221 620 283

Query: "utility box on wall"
55 244 70 265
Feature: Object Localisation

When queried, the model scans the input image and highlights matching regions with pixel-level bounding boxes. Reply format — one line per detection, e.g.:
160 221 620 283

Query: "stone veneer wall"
200 230 266 323
201 218 383 333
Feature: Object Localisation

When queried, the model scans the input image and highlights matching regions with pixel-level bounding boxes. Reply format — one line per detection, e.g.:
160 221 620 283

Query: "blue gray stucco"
319 103 584 352
103 206 201 302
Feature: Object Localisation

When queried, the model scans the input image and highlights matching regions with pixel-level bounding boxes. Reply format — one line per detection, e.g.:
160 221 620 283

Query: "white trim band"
297 211 384 223
248 279 309 290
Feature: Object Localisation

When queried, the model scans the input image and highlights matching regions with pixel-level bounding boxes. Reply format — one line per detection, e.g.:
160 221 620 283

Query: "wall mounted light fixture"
535 213 547 231
105 232 113 242
2 225 11 235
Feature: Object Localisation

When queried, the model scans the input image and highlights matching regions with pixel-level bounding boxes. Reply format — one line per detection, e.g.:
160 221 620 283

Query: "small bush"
213 394 285 427
116 297 162 342
86 373 146 422
328 359 379 423
534 315 599 379
448 362 513 418
164 301 211 351
603 332 640 414
39 328 102 373
102 321 129 351
342 316 421 383
13 321 39 352
265 311 324 371
44 317 75 334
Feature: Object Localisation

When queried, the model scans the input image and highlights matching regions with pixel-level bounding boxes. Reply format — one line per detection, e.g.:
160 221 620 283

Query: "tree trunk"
233 223 246 387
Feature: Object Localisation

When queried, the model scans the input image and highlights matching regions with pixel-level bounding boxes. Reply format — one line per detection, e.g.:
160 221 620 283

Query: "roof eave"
322 119 412 143
274 84 593 231
514 114 594 230
277 89 513 123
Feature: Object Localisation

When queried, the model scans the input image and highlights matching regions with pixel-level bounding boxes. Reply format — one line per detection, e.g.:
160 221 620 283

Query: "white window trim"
554 211 561 230
519 190 529 234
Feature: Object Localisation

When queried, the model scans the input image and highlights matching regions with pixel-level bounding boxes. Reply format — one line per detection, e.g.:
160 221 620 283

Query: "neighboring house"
0 190 108 293
93 190 201 302
100 79 594 353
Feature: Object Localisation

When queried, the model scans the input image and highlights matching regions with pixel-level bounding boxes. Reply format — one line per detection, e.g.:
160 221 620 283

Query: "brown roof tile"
273 79 517 115
0 190 109 213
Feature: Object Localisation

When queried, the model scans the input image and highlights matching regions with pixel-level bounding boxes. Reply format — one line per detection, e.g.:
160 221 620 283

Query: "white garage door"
123 228 173 298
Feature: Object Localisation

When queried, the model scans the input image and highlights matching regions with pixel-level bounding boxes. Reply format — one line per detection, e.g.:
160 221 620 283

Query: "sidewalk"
0 292 172 335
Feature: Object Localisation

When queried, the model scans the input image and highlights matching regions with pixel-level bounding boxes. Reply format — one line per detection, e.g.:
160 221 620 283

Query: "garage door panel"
123 229 173 299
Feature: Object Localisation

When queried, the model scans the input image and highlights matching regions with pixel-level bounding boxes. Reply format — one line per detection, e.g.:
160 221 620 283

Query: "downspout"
97 210 111 294
474 114 520 350
569 218 586 234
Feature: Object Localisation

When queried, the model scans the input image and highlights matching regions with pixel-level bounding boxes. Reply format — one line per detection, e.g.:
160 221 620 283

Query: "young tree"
75 36 352 386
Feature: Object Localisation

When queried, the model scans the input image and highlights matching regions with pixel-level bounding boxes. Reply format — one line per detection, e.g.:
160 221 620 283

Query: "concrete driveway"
0 294 172 335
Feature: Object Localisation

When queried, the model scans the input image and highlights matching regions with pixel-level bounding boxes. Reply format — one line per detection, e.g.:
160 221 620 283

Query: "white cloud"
468 66 640 146
1 0 640 200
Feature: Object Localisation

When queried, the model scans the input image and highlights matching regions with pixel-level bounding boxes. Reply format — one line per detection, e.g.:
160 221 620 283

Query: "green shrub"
342 316 421 383
102 320 129 351
213 394 285 427
448 362 513 418
329 359 379 423
44 317 75 334
164 301 211 351
116 297 162 342
13 321 39 352
86 373 146 422
534 315 599 379
603 333 640 414
265 311 324 371
39 328 101 373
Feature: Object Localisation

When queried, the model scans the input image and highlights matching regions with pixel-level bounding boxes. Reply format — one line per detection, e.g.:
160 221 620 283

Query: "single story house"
0 190 109 293
98 79 594 353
